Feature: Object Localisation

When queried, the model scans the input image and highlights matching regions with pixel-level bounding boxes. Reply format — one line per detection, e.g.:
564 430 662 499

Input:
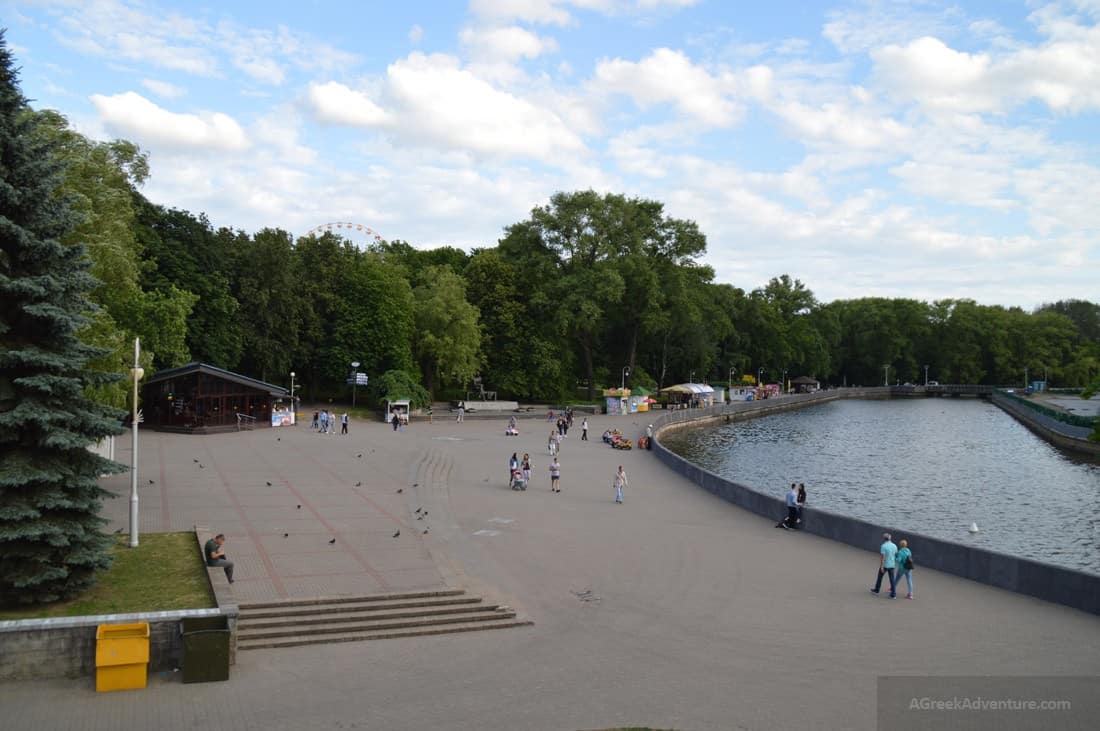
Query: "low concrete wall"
650 392 1100 617
991 391 1099 457
0 528 238 682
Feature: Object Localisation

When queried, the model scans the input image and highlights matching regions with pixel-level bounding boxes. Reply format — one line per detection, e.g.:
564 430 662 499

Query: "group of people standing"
311 409 348 435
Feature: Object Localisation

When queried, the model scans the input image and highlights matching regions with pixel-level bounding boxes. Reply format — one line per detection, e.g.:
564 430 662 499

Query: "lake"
661 397 1100 575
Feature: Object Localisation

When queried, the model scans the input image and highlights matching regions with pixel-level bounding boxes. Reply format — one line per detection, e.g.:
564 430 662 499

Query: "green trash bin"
180 616 230 683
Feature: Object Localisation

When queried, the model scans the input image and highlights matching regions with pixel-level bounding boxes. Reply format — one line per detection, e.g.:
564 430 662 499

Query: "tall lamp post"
350 361 360 408
757 367 764 386
782 368 788 394
689 370 695 384
728 367 736 394
621 365 631 391
923 364 929 386
129 338 144 548
290 371 296 424
883 364 890 387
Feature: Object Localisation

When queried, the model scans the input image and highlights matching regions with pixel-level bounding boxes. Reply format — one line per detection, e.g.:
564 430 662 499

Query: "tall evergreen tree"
0 34 123 606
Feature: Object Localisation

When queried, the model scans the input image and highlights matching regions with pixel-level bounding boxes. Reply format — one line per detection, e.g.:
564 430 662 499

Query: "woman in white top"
613 465 628 504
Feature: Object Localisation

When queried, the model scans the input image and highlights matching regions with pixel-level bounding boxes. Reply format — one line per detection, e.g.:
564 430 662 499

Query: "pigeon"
423 527 429 534
328 538 337 545
354 481 361 487
199 464 205 469
193 459 199 463
357 454 362 458
421 511 427 517
283 533 289 538
266 481 272 486
148 479 155 485
417 515 424 521
277 437 281 442
296 504 301 509
396 488 403 494
415 507 422 514
113 527 123 534
413 482 418 487
392 530 400 538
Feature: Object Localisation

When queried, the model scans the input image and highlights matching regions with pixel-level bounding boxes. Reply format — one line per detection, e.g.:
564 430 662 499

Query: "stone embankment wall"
649 389 1100 616
990 391 1099 457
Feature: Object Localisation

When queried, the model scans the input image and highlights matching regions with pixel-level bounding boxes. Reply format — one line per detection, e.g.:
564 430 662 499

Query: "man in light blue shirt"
776 483 799 530
871 532 898 598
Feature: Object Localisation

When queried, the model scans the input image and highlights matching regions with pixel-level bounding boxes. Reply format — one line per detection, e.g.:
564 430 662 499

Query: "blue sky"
3 0 1098 308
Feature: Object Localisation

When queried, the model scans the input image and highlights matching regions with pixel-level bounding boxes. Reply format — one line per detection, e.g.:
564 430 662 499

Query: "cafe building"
142 362 290 432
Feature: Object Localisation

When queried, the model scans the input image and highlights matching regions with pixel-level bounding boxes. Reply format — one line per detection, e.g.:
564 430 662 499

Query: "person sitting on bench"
204 533 235 583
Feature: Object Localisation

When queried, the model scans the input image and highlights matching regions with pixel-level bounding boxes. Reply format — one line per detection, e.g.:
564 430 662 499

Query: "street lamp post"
129 338 144 548
923 364 929 386
758 367 764 386
290 371 296 424
728 367 736 392
689 370 695 384
350 361 360 408
782 368 788 394
883 364 890 387
621 365 631 391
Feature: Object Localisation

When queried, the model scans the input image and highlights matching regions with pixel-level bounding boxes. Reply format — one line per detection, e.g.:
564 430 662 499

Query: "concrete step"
238 595 481 620
240 603 493 630
238 617 535 650
238 589 466 612
238 609 518 641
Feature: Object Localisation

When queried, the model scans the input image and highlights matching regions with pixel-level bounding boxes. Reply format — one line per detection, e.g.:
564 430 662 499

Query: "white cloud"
89 92 249 151
140 78 186 100
307 82 388 126
468 0 574 26
592 48 738 126
460 25 559 61
409 24 424 43
306 53 587 164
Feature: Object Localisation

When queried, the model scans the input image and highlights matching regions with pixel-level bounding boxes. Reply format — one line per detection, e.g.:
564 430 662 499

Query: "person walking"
645 424 654 450
895 539 915 599
311 410 319 430
319 409 328 434
613 465 628 504
871 532 899 598
457 401 465 422
509 452 519 485
549 457 561 492
521 453 532 487
341 412 349 435
796 482 807 525
581 417 589 441
776 483 799 530
548 431 558 456
391 412 400 432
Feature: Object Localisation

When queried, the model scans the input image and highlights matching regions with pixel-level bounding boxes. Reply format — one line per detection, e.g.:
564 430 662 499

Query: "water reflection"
664 398 1100 575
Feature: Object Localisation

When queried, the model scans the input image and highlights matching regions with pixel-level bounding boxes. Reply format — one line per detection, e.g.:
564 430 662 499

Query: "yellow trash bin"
95 622 150 692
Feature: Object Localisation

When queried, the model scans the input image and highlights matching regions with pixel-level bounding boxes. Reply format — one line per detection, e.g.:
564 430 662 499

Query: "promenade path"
4 412 1098 730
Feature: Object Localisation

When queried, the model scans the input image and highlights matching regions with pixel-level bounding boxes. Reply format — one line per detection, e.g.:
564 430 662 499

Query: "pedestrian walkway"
4 413 1098 730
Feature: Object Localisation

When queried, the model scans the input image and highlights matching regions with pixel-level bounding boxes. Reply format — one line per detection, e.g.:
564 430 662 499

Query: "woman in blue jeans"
896 539 914 599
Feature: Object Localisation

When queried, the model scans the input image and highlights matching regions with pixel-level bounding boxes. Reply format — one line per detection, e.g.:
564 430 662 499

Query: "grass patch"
0 532 215 620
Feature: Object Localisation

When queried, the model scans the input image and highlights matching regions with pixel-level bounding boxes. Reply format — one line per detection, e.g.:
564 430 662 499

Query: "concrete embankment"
650 390 1100 616
991 390 1099 457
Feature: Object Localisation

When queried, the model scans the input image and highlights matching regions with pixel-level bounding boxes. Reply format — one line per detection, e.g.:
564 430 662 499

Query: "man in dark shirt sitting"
204 533 234 583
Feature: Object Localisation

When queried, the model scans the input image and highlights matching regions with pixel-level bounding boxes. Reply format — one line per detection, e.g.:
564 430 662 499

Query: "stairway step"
238 618 534 650
238 589 465 611
237 610 516 641
240 603 492 630
239 596 481 620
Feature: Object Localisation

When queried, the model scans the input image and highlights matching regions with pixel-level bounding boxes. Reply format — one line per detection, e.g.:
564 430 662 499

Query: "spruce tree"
0 32 124 606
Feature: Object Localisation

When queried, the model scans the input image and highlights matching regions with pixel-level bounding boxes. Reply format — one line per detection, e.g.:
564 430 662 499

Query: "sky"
3 0 1098 309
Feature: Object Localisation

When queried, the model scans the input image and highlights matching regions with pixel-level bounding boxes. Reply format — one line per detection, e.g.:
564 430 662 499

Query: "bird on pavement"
357 454 362 458
354 481 361 487
392 530 400 538
415 507 422 514
148 479 155 484
413 482 418 487
277 437 281 441
417 515 424 521
266 481 272 486
283 533 289 538
193 459 199 463
396 488 403 494
328 538 337 545
296 504 301 509
423 527 429 534
199 464 205 469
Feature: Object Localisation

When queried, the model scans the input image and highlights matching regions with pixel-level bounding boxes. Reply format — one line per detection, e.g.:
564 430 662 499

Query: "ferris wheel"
306 222 385 245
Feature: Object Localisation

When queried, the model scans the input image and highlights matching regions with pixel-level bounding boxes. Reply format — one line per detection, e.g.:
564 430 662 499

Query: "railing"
997 389 1097 429
235 413 256 431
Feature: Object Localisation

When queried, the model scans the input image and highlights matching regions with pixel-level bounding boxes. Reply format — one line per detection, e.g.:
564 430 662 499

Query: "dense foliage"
0 35 124 605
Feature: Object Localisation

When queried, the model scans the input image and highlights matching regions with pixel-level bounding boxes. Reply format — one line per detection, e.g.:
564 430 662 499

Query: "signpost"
348 362 368 407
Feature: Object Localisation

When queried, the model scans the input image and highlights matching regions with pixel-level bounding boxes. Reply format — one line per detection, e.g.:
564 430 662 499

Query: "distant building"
142 362 289 432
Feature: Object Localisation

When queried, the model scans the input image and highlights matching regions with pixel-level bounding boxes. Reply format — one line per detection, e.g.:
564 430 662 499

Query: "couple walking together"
871 532 915 599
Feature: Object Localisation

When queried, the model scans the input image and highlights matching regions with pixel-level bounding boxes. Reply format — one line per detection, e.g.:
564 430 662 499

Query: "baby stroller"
509 469 527 491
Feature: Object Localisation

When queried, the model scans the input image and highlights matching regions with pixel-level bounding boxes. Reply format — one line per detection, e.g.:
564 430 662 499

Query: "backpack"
904 555 914 570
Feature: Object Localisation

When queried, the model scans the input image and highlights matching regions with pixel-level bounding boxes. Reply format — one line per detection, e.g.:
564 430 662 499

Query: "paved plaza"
3 412 1098 730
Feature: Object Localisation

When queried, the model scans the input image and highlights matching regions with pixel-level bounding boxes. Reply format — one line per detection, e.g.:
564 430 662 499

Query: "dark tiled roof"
144 362 289 396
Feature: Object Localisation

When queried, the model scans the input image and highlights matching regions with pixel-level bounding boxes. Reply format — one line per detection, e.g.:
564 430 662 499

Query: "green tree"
0 37 123 605
233 228 303 383
412 265 482 398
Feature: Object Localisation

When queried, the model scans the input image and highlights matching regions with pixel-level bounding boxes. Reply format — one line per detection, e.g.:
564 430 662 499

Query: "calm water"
663 398 1100 575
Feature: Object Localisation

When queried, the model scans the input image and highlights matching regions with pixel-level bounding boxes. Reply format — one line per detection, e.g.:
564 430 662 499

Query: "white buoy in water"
968 522 980 534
